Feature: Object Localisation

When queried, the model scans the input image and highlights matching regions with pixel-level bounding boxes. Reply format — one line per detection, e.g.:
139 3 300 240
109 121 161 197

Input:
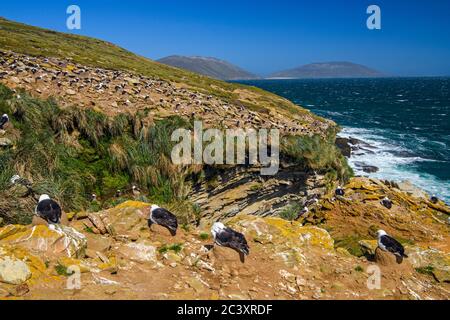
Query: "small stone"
105 288 117 295
0 256 32 285
66 89 76 95
296 276 306 287
10 77 21 84
187 278 205 293
312 293 322 299
11 283 30 297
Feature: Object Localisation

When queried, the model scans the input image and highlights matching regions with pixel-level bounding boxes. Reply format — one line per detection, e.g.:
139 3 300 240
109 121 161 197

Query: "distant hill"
269 62 385 79
157 55 259 80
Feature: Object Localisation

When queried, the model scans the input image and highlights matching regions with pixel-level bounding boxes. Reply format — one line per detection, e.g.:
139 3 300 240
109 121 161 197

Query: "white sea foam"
340 127 450 203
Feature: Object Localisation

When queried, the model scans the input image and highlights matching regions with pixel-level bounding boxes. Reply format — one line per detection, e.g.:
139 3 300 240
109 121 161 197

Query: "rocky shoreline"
336 136 379 173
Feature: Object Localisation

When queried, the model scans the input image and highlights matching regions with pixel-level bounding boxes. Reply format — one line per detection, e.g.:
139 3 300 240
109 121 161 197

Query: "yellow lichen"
114 201 150 210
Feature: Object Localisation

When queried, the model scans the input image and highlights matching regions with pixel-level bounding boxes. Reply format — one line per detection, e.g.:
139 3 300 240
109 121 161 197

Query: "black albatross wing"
36 199 62 224
151 207 178 236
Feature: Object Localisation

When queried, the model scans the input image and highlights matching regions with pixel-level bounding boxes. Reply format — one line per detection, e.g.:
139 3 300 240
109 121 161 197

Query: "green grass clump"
55 264 72 276
279 203 302 221
355 265 364 272
334 236 365 257
415 265 434 276
158 243 183 254
199 232 210 240
281 133 353 184
0 84 197 224
83 226 95 234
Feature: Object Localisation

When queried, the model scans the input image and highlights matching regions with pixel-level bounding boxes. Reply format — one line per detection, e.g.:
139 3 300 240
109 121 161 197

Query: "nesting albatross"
211 222 250 263
0 114 9 130
381 197 393 209
430 195 439 204
35 194 62 224
377 230 408 262
335 186 345 197
147 205 178 236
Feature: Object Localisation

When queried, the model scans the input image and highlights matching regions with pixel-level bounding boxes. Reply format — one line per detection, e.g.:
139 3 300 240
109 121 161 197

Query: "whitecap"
340 126 450 203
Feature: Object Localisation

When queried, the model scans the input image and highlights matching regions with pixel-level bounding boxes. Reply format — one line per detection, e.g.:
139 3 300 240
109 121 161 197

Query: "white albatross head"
211 222 226 239
2 114 8 119
376 230 387 238
10 175 21 184
38 194 51 202
148 204 161 220
150 204 160 211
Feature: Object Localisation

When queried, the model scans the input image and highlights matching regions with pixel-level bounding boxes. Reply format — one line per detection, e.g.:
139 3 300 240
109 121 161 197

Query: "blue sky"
1 0 450 76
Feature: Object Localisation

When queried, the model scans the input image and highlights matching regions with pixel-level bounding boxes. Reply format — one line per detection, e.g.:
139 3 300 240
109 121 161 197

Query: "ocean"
237 78 450 203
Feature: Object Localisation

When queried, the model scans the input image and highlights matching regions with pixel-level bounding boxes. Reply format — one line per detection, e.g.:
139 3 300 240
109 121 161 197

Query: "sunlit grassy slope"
0 17 312 118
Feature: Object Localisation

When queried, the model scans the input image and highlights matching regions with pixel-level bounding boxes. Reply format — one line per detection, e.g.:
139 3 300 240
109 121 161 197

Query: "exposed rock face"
190 165 327 222
335 137 352 157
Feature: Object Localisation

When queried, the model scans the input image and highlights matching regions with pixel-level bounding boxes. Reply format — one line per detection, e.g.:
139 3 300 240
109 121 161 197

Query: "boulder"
359 240 378 256
229 215 334 251
0 224 87 259
114 240 158 264
0 255 31 285
335 137 351 157
86 201 150 240
407 246 450 283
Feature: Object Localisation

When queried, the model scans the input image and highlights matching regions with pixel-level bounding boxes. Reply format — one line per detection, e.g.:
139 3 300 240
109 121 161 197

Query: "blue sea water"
237 78 450 203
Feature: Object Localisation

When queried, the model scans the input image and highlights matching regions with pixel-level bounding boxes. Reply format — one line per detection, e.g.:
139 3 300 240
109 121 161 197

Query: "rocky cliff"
0 187 448 300
0 19 448 300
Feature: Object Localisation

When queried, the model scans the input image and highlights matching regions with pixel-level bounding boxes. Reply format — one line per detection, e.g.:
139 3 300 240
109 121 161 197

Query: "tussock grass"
0 81 350 225
281 132 353 184
279 203 302 221
0 84 196 224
